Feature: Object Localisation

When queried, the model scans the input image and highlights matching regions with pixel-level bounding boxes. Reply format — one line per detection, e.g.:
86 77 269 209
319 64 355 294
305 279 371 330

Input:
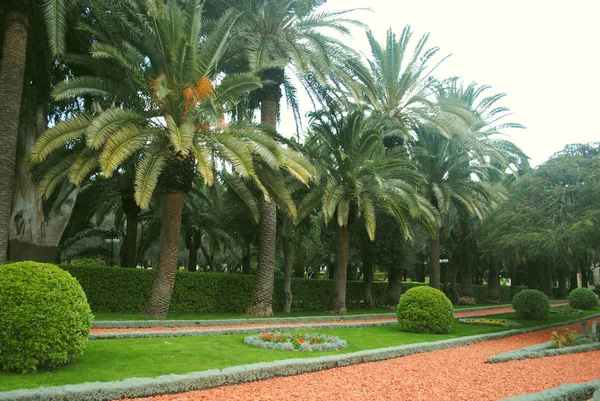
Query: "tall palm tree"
300 107 437 313
0 0 83 264
220 0 358 316
28 0 268 318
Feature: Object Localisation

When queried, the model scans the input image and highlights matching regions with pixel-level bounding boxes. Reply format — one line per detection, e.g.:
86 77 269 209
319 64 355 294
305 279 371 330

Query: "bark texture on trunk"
0 12 29 264
248 97 279 316
248 197 277 316
9 103 78 262
329 224 349 313
428 227 441 289
383 267 402 308
282 235 293 313
143 192 184 319
458 215 474 298
242 242 251 274
362 242 374 308
526 260 538 289
487 257 500 303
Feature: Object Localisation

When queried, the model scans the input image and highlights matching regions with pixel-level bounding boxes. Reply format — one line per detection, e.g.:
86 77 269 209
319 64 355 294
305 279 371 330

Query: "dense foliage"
0 262 93 372
397 286 454 334
568 288 598 310
512 289 550 320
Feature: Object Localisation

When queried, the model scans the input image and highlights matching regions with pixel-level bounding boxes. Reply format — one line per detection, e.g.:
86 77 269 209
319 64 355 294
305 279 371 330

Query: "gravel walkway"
91 303 568 335
121 322 600 401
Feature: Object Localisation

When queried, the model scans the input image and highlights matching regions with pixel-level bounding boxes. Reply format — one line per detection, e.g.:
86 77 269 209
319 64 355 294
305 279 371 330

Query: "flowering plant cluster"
550 306 583 315
258 331 324 349
244 331 347 352
458 317 521 327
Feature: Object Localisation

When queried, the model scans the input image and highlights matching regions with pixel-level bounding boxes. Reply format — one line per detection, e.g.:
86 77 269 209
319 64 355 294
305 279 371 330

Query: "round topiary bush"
397 286 454 334
512 289 550 319
568 288 598 310
0 262 93 373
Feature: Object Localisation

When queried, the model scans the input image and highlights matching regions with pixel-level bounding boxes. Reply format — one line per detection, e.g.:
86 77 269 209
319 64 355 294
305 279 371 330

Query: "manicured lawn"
2 308 596 392
0 322 503 391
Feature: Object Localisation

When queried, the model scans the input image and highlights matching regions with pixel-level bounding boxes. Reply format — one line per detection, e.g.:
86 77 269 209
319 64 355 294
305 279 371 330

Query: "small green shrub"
0 262 93 373
568 288 598 310
397 286 454 334
512 289 550 319
550 328 577 348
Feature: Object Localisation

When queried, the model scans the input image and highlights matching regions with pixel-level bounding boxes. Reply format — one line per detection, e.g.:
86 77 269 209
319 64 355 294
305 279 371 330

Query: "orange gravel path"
92 303 568 335
121 322 600 401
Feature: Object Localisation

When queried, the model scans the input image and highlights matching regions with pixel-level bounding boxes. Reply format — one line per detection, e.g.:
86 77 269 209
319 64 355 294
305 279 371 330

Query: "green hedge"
471 284 528 304
60 265 522 313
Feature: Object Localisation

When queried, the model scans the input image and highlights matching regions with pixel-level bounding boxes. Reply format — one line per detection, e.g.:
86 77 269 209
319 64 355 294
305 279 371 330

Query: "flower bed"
457 317 521 328
244 331 347 352
550 306 583 315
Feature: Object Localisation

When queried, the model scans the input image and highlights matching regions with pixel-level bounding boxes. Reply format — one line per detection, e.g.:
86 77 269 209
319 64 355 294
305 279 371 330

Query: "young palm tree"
220 0 359 316
299 107 438 313
27 0 269 318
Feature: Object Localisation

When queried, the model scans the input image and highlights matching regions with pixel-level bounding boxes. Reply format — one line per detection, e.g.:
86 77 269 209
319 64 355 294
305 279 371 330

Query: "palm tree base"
328 305 347 314
247 303 273 317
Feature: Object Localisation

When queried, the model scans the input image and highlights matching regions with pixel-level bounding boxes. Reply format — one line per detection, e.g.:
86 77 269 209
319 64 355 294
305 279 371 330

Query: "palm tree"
28 0 268 318
342 26 469 144
219 0 358 316
0 0 84 264
300 107 437 313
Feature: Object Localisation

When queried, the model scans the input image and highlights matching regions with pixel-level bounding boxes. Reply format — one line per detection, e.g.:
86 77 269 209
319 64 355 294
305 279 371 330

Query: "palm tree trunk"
120 211 139 267
187 237 197 272
362 242 374 308
143 192 184 319
458 214 474 299
248 97 279 316
527 260 538 289
510 261 518 298
540 259 553 298
570 266 579 291
428 226 441 289
557 263 568 298
487 257 500 303
0 12 29 264
282 235 293 313
248 197 277 316
242 242 251 274
383 267 402 308
329 224 349 313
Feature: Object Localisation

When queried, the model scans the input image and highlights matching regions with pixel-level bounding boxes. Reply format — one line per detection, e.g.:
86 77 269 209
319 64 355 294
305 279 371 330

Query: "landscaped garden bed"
550 306 583 315
244 331 347 351
457 317 521 328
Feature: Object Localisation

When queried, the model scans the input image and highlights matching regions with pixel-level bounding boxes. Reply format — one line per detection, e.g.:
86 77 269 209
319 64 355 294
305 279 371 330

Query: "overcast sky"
281 0 600 167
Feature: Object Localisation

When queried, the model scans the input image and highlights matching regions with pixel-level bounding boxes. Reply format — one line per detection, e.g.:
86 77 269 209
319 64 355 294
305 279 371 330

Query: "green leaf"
135 148 168 209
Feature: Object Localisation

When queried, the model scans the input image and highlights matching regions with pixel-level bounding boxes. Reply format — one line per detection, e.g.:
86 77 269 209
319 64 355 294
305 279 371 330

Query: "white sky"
280 0 600 166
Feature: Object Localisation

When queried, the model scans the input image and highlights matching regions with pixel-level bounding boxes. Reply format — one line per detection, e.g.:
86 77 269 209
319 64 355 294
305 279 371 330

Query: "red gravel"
121 322 600 401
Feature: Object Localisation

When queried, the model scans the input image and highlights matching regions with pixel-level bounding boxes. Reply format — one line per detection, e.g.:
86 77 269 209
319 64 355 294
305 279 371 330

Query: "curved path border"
89 302 569 340
2 313 597 401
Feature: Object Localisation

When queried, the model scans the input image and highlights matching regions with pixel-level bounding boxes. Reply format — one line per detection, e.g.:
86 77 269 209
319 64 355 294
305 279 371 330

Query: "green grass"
2 307 596 392
0 322 504 392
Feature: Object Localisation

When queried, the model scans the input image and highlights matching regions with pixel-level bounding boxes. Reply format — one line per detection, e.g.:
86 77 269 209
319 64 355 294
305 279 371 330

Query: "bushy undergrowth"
397 286 454 334
0 262 93 373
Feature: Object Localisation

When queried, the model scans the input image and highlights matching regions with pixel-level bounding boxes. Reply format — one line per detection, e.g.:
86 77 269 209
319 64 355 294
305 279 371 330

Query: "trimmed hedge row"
61 265 521 314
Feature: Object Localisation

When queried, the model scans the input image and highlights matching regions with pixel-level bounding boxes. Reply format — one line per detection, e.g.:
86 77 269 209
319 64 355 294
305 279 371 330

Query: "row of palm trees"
0 0 528 318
